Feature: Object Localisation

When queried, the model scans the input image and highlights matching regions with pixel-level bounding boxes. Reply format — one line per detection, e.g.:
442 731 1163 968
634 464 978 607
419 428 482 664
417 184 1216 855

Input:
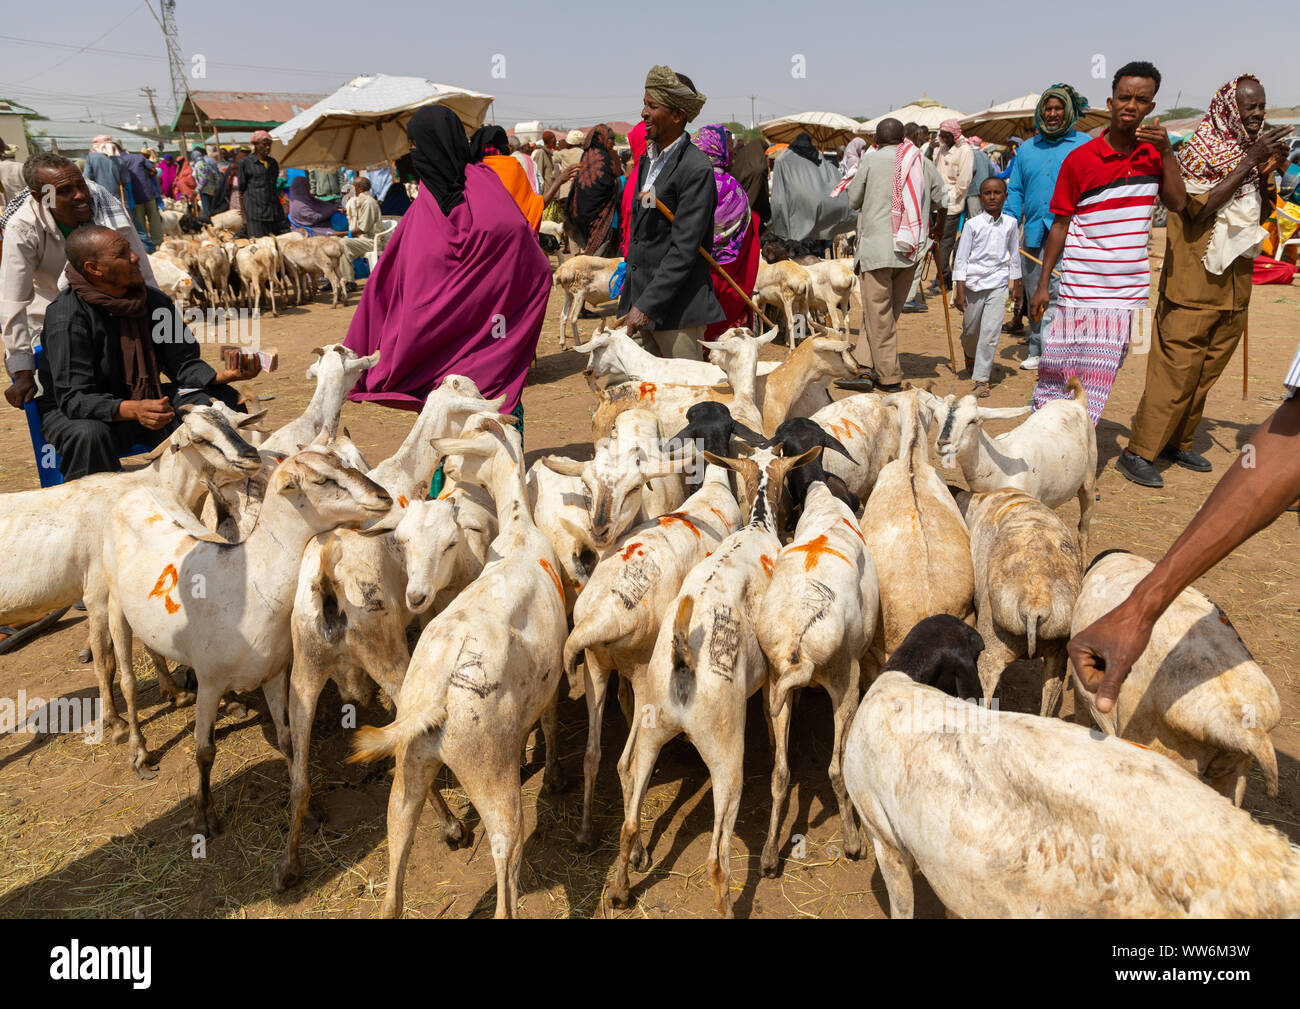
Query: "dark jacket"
236 155 287 224
618 134 724 331
732 138 772 229
39 285 216 424
121 153 160 203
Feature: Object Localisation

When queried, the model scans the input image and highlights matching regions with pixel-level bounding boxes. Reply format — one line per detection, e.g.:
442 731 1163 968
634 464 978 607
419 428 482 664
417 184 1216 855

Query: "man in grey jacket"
618 64 723 358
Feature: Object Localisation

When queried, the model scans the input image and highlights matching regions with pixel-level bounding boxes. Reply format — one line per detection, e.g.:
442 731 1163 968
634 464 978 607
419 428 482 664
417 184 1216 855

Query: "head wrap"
788 132 820 164
644 65 706 122
939 119 965 145
692 124 750 264
567 124 620 256
250 130 272 143
469 124 510 162
1008 135 1025 145
565 129 585 146
542 130 555 146
1034 85 1088 140
1179 75 1262 199
841 137 867 174
91 135 121 157
406 104 470 217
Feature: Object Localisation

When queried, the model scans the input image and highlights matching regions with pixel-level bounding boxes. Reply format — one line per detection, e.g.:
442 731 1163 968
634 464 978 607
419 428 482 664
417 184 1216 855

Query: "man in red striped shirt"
1029 61 1187 424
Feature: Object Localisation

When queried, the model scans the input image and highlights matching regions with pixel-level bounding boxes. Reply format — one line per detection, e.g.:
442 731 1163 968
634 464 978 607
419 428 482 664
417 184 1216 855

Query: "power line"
25 4 149 82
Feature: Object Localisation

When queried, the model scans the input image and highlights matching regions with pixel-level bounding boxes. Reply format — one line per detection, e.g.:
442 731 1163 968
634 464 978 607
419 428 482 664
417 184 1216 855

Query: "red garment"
1252 255 1297 284
620 121 648 257
174 158 196 199
704 211 762 338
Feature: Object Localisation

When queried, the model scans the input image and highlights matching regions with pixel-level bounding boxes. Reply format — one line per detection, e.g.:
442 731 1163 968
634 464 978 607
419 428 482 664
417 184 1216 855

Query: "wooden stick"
1020 247 1062 277
933 243 961 370
1243 314 1249 400
648 196 776 330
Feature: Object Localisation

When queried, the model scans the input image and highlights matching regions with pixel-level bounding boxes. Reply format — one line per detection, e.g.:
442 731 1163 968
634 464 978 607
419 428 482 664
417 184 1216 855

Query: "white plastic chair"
364 217 399 271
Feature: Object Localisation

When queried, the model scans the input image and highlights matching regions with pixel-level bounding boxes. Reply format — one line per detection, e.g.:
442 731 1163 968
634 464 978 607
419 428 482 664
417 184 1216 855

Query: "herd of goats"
3 315 1299 918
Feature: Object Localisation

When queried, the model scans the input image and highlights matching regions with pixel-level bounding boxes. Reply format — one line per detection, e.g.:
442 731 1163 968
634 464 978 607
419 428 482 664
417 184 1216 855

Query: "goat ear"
234 407 269 428
483 394 507 412
274 467 302 495
351 350 380 370
309 428 331 448
700 450 743 473
756 327 778 346
699 339 724 352
782 444 823 473
540 455 587 477
976 405 1032 421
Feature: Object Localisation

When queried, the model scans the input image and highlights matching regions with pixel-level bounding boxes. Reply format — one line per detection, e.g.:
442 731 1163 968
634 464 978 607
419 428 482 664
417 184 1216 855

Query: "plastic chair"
24 346 153 488
364 217 399 272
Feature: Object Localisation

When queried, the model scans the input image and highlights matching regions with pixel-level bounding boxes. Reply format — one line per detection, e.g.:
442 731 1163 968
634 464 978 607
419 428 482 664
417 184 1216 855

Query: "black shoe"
835 375 875 392
1116 448 1163 488
1159 446 1212 472
901 299 928 313
874 381 904 394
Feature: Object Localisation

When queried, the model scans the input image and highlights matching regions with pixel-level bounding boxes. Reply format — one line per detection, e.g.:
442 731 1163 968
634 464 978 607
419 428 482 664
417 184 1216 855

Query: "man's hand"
119 397 174 430
4 371 37 408
953 282 967 313
1029 283 1050 323
559 164 579 184
1248 125 1292 167
213 361 259 385
624 306 652 337
1135 119 1174 155
1066 600 1157 714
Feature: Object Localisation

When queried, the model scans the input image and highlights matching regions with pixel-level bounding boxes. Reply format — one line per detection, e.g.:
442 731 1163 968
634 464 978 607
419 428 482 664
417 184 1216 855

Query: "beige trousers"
632 326 706 360
856 264 918 385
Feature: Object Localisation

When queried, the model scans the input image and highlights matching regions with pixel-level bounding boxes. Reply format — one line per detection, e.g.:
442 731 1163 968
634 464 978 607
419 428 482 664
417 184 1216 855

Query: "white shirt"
641 133 687 195
952 211 1021 291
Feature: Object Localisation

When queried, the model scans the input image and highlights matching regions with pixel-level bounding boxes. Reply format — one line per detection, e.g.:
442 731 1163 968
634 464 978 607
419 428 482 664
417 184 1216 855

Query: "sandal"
1002 321 1025 335
0 606 71 655
973 381 991 398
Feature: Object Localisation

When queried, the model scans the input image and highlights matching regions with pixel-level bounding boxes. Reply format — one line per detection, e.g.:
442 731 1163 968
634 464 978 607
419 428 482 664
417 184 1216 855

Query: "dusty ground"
0 234 1297 918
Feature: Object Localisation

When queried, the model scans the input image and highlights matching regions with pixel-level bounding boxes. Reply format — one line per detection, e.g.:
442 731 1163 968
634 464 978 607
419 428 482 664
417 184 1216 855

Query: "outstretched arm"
1068 394 1300 711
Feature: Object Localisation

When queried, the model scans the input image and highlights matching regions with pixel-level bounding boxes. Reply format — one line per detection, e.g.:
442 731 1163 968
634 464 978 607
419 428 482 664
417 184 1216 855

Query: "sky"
0 0 1287 132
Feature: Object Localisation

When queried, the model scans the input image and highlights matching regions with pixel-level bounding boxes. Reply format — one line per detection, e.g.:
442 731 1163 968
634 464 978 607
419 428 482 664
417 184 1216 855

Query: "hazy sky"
0 1 1285 131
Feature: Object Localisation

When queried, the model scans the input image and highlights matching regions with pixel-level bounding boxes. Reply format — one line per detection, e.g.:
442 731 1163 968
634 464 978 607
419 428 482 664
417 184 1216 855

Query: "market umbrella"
857 101 965 141
270 74 495 170
758 111 867 149
959 93 1109 145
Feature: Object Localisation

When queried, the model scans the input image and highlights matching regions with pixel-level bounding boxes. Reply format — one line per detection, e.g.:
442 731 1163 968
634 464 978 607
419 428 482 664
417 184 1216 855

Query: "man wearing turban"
617 65 723 358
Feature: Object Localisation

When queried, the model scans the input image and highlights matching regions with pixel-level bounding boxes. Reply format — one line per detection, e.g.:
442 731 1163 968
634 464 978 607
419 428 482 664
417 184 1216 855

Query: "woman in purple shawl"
343 104 551 417
288 176 339 228
691 124 750 265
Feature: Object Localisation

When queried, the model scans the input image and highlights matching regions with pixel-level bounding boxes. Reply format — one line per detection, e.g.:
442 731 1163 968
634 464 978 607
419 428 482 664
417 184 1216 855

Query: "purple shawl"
343 164 551 414
692 124 750 265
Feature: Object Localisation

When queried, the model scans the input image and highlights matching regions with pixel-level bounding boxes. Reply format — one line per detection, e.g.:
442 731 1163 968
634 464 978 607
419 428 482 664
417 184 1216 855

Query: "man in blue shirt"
1003 86 1091 369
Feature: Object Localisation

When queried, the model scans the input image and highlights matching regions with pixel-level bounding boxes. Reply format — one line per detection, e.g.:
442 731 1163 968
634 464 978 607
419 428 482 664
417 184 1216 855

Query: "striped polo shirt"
1049 131 1163 310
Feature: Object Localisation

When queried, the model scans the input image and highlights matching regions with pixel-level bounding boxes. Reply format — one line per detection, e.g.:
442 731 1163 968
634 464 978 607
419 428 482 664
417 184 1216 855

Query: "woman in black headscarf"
405 103 471 216
788 131 821 164
565 123 621 256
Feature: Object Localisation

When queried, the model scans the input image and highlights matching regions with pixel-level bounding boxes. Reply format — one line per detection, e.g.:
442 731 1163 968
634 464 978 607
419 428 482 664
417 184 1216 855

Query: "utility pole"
160 0 185 116
750 94 757 131
140 87 162 135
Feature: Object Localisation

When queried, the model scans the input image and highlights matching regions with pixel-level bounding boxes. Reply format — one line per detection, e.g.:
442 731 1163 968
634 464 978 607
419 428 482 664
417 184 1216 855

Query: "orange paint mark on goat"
538 558 565 603
638 382 657 404
437 487 454 500
148 563 181 614
658 513 700 538
841 517 865 542
709 507 728 523
760 554 774 577
145 513 163 526
788 534 850 572
828 418 863 444
397 495 409 508
619 541 643 561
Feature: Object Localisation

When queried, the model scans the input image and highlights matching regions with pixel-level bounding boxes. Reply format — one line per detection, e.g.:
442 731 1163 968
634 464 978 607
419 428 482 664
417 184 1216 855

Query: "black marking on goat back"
360 581 385 613
613 554 661 609
1085 547 1130 575
450 642 497 699
708 605 740 682
796 579 835 638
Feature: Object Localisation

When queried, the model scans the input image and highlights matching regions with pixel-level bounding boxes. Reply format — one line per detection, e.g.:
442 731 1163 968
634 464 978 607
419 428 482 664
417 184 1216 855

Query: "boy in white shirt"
953 177 1022 397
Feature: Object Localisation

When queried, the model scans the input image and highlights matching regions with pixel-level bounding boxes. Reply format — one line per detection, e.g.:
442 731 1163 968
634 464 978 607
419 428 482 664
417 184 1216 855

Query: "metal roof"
171 90 329 133
25 120 173 155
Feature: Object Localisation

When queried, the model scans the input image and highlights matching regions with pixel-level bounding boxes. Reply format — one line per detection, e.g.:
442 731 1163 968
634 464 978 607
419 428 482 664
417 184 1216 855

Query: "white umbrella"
759 111 867 149
960 94 1109 145
270 74 495 170
858 102 965 140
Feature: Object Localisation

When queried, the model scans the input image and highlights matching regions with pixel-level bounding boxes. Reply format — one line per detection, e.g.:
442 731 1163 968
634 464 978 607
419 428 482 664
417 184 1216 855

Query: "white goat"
802 258 857 332
608 442 818 917
934 377 1097 552
553 255 623 350
350 415 568 919
753 259 809 345
102 442 393 812
1070 551 1281 806
808 393 901 504
577 324 779 388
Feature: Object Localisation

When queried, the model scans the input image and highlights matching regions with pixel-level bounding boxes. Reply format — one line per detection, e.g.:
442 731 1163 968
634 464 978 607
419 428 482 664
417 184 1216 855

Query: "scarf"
1035 84 1088 140
841 137 867 175
567 124 620 255
789 132 820 164
407 105 470 217
1179 74 1260 199
644 64 707 122
939 118 965 145
693 124 751 264
620 121 648 256
469 125 510 162
64 264 160 401
890 140 925 260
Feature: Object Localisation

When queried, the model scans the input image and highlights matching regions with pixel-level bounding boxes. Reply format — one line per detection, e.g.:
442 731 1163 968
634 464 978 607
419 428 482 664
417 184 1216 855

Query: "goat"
956 488 1082 713
934 376 1097 552
759 335 858 436
147 253 195 307
764 417 858 532
562 405 756 849
860 389 973 658
808 393 901 504
608 441 819 917
102 440 392 803
843 616 1300 918
759 459 878 876
234 241 279 317
802 258 857 332
349 415 568 918
553 255 623 350
576 324 779 388
1070 551 1281 806
753 259 809 345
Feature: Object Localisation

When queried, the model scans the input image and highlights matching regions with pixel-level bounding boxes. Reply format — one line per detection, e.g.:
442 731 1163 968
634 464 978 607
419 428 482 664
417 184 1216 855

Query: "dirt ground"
0 233 1297 919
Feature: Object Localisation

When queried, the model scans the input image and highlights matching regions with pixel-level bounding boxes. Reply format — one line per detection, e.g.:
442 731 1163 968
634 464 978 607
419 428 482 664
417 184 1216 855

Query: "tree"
724 121 761 143
1160 107 1204 121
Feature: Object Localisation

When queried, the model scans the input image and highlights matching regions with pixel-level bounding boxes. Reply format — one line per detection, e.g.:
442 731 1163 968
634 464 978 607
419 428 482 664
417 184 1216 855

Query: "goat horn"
813 426 857 463
730 421 766 447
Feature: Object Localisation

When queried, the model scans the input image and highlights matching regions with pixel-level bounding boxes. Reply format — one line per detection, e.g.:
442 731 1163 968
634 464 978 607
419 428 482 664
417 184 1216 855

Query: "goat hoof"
760 853 780 878
443 820 472 849
222 699 249 719
110 721 130 744
167 689 196 709
608 885 632 909
574 826 598 852
629 842 650 874
133 760 158 782
189 811 223 838
273 859 302 892
541 767 569 795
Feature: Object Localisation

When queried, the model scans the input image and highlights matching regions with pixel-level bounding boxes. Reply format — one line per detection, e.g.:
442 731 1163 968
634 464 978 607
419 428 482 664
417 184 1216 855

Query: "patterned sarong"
1033 306 1132 425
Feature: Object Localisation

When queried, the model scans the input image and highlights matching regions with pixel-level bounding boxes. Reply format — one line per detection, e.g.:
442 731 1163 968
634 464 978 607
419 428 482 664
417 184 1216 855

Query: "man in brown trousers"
1119 75 1290 488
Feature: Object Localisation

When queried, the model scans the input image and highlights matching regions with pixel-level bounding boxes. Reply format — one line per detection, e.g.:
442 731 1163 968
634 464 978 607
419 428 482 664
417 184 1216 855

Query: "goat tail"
770 656 814 721
1065 377 1085 402
669 595 696 708
1251 734 1280 799
1025 610 1040 659
563 621 598 693
348 709 441 764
